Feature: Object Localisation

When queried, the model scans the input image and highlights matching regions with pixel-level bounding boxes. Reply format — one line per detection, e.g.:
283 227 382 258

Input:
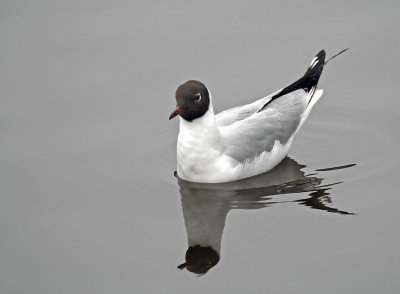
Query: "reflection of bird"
176 157 354 275
169 50 348 183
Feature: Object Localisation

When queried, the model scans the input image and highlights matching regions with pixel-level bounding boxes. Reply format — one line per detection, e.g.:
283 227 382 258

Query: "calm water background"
1 1 400 293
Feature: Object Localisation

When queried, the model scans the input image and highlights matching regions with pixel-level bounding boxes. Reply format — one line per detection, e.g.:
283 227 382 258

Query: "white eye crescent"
195 93 201 101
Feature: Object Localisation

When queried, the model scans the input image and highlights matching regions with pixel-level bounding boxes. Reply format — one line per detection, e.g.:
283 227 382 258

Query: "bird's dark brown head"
169 80 210 122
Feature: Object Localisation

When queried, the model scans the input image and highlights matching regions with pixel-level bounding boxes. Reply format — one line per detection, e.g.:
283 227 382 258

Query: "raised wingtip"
307 50 326 72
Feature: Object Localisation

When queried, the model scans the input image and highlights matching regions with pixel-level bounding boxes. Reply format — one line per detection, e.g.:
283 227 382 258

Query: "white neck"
179 95 219 137
177 94 226 182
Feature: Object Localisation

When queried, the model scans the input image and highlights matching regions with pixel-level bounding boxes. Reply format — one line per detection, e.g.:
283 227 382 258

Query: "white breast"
176 103 237 183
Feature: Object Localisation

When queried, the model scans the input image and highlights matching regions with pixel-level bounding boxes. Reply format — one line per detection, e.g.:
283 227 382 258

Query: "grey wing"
215 90 281 127
220 89 309 163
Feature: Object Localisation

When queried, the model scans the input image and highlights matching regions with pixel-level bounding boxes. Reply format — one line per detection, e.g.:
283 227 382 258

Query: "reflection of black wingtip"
316 163 356 172
296 189 356 215
317 181 344 188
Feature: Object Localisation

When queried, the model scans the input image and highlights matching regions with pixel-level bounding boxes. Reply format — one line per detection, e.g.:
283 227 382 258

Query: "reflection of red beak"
169 106 185 120
177 262 187 269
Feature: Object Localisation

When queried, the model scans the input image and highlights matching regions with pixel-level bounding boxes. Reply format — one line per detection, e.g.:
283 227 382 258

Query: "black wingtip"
273 50 325 98
258 48 349 113
304 50 326 76
258 50 327 112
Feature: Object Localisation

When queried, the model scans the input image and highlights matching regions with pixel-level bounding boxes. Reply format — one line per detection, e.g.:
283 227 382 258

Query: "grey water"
1 1 399 293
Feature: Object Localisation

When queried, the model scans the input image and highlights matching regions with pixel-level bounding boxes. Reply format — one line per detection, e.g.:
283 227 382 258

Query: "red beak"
169 106 185 120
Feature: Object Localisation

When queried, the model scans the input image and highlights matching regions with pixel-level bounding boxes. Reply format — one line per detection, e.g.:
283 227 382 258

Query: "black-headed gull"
169 49 348 183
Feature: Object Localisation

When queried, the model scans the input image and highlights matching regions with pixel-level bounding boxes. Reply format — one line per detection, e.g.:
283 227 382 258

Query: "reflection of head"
177 245 220 274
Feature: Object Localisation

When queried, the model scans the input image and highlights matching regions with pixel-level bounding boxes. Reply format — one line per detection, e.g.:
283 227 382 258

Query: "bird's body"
170 50 345 183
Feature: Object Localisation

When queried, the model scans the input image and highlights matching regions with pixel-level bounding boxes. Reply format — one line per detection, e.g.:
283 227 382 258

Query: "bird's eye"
195 93 201 101
205 262 211 267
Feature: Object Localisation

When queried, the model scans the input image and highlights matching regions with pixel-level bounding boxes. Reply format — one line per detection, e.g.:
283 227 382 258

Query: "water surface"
1 1 399 293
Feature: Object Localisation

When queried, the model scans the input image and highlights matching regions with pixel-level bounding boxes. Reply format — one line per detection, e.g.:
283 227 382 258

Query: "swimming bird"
169 49 348 183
